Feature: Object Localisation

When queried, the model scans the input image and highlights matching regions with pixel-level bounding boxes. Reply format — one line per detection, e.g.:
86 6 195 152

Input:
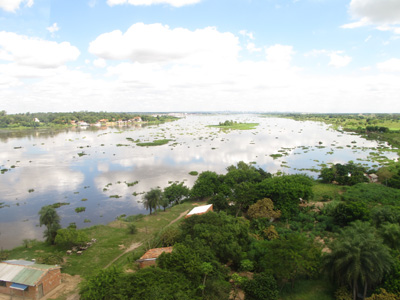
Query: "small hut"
136 247 173 268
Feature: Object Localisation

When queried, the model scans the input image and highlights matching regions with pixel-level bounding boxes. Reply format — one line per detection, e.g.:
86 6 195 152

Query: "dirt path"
104 242 143 269
168 209 189 226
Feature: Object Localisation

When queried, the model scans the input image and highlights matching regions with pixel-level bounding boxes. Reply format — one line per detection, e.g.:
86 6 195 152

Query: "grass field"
6 201 196 277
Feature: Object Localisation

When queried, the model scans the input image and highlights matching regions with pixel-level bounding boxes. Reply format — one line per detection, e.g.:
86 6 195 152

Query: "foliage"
127 223 137 235
319 163 368 186
324 221 393 300
38 205 61 245
0 111 178 128
55 228 88 248
243 272 279 300
35 252 63 265
341 183 400 206
249 233 322 287
247 198 281 220
79 267 123 300
381 252 400 294
136 139 172 147
157 225 182 247
142 188 163 214
190 171 220 200
256 174 314 219
163 182 190 205
332 201 370 227
367 289 400 300
179 211 250 266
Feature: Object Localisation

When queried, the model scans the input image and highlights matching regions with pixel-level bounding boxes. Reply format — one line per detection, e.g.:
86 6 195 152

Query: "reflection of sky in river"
0 115 398 249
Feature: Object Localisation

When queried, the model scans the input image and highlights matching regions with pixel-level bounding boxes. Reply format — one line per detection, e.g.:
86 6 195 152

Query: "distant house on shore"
136 247 173 268
0 260 61 300
185 204 213 218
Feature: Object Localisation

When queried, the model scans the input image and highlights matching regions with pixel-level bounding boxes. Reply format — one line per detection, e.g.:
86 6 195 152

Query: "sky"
0 0 400 114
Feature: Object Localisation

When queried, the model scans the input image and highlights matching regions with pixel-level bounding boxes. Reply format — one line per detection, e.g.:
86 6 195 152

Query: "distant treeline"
0 111 178 128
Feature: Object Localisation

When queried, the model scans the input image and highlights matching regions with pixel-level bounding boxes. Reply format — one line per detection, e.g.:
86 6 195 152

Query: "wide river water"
0 114 398 249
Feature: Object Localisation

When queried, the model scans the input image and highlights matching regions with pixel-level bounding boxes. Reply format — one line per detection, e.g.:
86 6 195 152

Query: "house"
185 204 213 218
0 260 61 300
136 247 173 268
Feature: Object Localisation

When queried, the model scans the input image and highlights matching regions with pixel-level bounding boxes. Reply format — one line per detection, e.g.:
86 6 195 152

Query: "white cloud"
328 51 352 68
46 23 60 34
93 58 107 68
306 49 352 68
247 42 261 53
349 0 400 24
377 58 400 72
343 0 400 33
0 31 80 68
89 23 240 65
266 44 294 68
106 0 201 7
0 0 33 12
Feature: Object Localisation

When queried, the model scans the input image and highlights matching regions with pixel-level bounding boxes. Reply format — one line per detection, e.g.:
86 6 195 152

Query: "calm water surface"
0 115 397 249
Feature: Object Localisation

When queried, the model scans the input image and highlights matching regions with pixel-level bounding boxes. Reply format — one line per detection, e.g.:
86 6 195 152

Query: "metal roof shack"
185 204 213 218
136 247 173 268
0 260 61 300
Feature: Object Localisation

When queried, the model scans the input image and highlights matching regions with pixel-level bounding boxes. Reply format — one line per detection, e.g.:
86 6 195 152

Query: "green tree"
256 174 314 219
379 223 400 250
247 198 281 220
55 227 88 249
38 205 61 244
324 221 393 300
250 233 322 288
190 171 220 200
163 182 189 205
243 272 279 300
332 201 370 227
142 188 163 215
79 267 123 300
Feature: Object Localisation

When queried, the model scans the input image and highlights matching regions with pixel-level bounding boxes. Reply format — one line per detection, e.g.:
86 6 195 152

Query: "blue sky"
1 0 400 113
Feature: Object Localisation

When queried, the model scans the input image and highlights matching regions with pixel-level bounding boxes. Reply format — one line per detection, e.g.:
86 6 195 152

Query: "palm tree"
379 222 400 250
142 188 163 215
38 205 61 244
324 221 393 300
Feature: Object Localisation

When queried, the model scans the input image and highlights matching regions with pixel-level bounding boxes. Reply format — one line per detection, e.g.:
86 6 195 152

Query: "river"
0 114 397 249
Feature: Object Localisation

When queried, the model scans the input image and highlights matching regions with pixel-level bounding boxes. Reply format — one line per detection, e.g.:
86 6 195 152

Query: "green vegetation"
136 139 172 147
75 207 86 213
189 171 199 176
273 113 400 148
208 120 259 130
0 111 179 129
38 205 61 245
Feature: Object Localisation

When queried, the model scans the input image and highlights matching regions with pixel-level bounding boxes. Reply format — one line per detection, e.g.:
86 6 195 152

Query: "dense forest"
0 110 178 128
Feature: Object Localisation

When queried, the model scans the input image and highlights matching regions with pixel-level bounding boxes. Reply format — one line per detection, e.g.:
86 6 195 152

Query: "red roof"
139 247 173 260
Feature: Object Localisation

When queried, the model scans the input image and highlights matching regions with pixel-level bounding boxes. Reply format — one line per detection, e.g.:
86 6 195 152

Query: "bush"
243 272 279 300
127 223 137 235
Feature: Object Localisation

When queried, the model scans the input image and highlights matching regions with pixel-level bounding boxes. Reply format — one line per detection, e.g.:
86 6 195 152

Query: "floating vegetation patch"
51 202 70 208
136 139 172 147
77 152 87 157
116 144 130 147
270 154 283 159
28 189 34 193
81 198 88 201
0 202 10 209
208 121 259 130
75 207 86 213
126 181 139 187
110 195 121 198
1 168 9 174
84 219 91 223
189 171 198 176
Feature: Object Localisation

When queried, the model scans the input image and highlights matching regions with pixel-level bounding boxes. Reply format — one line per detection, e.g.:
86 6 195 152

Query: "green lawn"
6 201 196 277
280 278 335 300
